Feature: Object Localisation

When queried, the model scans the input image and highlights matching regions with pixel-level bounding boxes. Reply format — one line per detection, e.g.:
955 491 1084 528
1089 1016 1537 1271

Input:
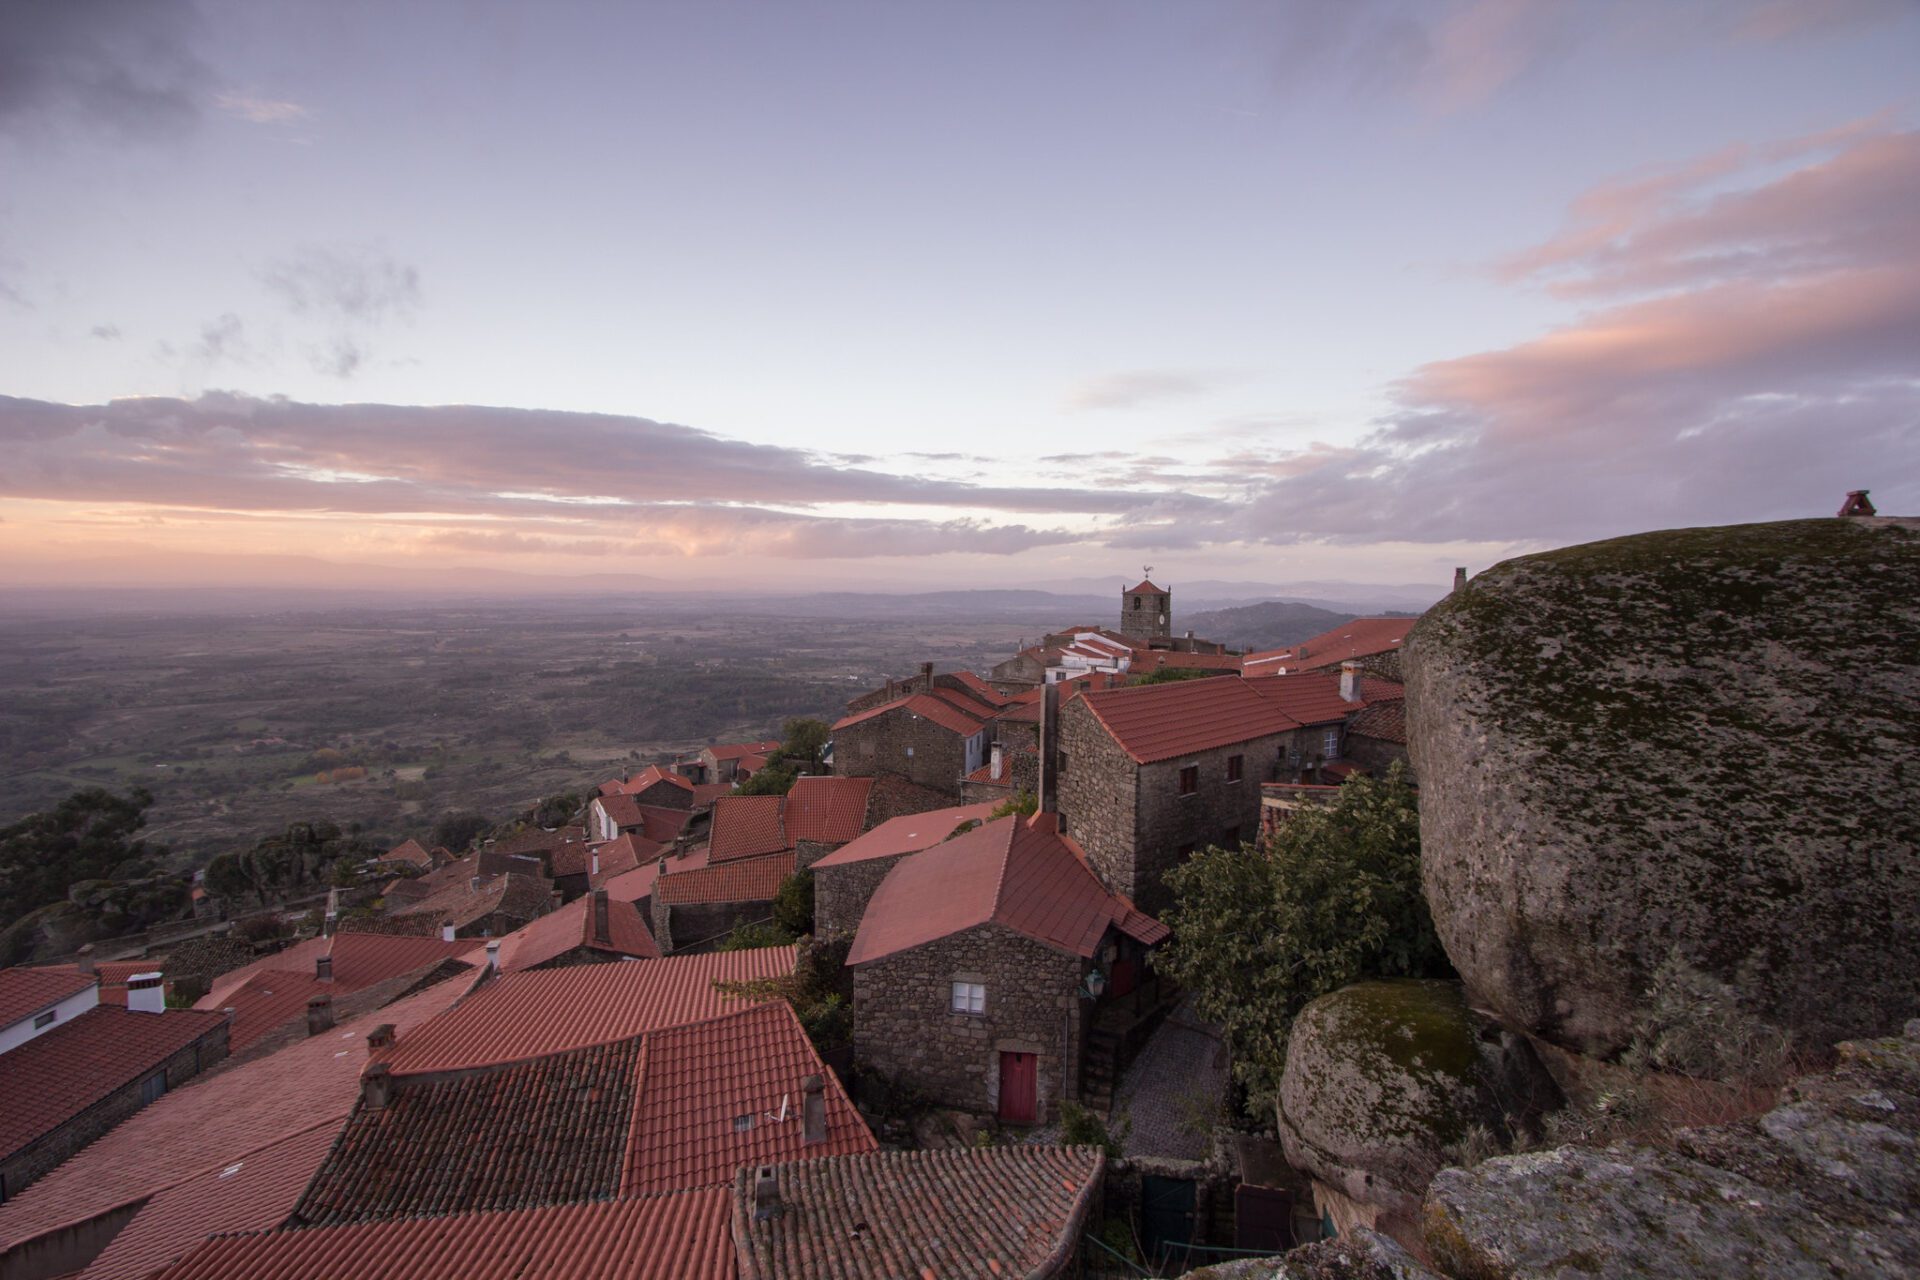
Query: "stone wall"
834 705 972 796
794 839 844 871
651 898 773 954
817 854 911 938
0 1018 229 1200
852 923 1087 1121
1344 733 1411 782
863 773 963 827
1058 698 1281 912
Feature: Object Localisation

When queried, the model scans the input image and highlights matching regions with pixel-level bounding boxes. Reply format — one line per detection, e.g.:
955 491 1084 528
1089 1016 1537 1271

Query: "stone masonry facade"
853 923 1088 1123
1 1019 230 1200
649 899 774 954
1056 696 1289 914
834 705 974 797
816 854 911 939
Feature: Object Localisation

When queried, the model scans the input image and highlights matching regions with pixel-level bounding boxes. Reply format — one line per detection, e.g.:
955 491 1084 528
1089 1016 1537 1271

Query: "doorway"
998 1050 1037 1123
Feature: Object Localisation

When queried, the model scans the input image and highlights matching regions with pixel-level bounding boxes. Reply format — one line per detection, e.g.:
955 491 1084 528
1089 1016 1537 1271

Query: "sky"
1 0 1916 595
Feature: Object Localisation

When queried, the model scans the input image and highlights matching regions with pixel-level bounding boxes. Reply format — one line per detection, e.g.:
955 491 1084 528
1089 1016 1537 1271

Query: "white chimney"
485 939 501 973
441 920 456 943
989 741 1005 782
76 944 96 976
1339 661 1363 703
126 972 165 1015
591 848 600 877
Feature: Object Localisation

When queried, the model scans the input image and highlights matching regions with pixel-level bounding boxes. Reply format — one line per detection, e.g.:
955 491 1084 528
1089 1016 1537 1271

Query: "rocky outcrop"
1421 1019 1920 1279
1404 517 1920 1060
1276 981 1555 1238
1181 1229 1442 1279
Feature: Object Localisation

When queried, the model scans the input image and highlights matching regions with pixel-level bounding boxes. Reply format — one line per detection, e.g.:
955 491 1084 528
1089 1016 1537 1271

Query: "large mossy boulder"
1277 981 1551 1234
1405 517 1920 1060
1421 1019 1920 1279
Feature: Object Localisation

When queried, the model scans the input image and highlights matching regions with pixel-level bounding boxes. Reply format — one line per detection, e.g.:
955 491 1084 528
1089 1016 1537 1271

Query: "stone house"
495 889 659 971
1056 670 1399 912
1241 616 1417 682
650 853 795 953
832 694 990 797
697 739 783 785
597 765 697 810
0 970 230 1202
811 801 998 938
848 812 1166 1125
586 792 696 845
1343 699 1412 782
783 775 875 867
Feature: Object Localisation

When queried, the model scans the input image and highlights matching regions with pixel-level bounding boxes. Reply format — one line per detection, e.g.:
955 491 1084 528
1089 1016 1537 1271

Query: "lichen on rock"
1405 517 1920 1060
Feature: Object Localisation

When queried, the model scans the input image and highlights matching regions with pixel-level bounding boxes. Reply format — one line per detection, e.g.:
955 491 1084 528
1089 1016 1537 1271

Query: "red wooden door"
998 1051 1037 1124
1109 957 1137 998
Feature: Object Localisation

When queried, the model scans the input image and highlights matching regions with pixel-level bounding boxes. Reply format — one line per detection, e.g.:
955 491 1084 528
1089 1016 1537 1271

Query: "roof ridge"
986 818 1020 917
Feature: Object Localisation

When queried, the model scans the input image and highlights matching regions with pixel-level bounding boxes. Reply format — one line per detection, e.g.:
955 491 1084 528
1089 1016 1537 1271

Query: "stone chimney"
550 888 564 912
485 939 501 973
75 943 95 977
1839 489 1876 517
919 660 934 693
1453 566 1468 594
469 876 482 892
366 1023 395 1057
752 1166 782 1222
126 972 165 1015
306 994 334 1036
1339 661 1363 703
316 953 333 983
591 890 612 946
441 920 456 943
802 1074 827 1144
362 1061 393 1110
1038 682 1061 814
989 740 1005 782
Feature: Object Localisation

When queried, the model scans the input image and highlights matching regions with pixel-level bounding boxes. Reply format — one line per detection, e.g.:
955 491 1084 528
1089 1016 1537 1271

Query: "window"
33 1010 56 1030
732 1114 754 1132
1323 728 1341 759
140 1072 167 1106
1226 754 1243 783
1178 765 1198 796
1133 595 1141 609
951 981 986 1015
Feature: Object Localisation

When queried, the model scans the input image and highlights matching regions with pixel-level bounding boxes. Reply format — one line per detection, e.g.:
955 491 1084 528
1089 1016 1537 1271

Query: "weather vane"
1143 565 1153 579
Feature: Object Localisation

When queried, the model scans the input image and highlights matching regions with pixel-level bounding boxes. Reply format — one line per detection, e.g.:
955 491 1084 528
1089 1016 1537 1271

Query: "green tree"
772 869 814 937
781 717 831 766
529 791 582 828
430 811 492 852
1133 666 1213 685
989 790 1037 819
734 764 797 797
0 787 160 928
1158 764 1448 1102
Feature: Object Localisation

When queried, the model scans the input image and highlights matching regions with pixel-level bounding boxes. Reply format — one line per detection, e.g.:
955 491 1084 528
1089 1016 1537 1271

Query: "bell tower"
1120 568 1170 642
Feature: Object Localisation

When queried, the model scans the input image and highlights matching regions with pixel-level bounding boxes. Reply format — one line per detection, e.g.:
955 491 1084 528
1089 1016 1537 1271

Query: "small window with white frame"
1323 727 1340 759
951 980 986 1014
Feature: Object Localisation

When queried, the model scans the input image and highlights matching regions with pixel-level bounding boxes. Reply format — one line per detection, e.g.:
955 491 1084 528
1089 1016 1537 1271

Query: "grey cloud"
262 245 421 324
0 0 206 140
191 313 250 366
1064 371 1215 412
89 323 122 340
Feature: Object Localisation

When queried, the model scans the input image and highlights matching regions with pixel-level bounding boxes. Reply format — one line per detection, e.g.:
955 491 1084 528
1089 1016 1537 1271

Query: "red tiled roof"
201 935 479 1042
708 795 791 862
810 803 998 869
733 1145 1105 1280
27 960 145 1008
1349 698 1408 744
622 1002 875 1195
496 893 659 972
376 948 796 1076
706 739 783 762
848 814 1167 966
1246 616 1417 672
1133 649 1242 673
929 686 1000 718
0 966 96 1029
1244 670 1402 727
587 833 664 887
380 838 432 868
0 1005 229 1158
948 670 1014 706
735 753 772 774
596 793 694 842
79 1121 340 1280
150 1190 733 1280
784 775 873 844
690 782 735 807
1126 578 1166 595
390 870 554 931
0 977 474 1254
614 765 694 796
833 693 986 738
1078 676 1304 765
599 846 710 905
657 852 795 906
489 826 588 859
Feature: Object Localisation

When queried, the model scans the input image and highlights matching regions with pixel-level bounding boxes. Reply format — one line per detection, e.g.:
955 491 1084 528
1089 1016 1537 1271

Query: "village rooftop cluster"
0 575 1420 1278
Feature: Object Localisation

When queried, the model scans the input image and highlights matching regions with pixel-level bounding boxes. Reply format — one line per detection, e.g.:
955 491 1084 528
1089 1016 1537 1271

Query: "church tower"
1120 570 1170 642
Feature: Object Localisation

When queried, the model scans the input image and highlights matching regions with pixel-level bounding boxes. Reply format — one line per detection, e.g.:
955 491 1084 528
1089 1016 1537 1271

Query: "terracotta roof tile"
622 1003 876 1195
379 839 432 868
1126 578 1166 594
599 847 710 904
201 936 481 1048
929 686 1000 717
1243 616 1416 672
1078 676 1304 765
1349 698 1409 744
488 826 588 859
657 853 795 906
587 833 664 887
390 870 554 931
0 966 95 1029
376 948 796 1076
733 1145 1105 1280
847 815 1166 966
0 977 474 1254
614 765 694 796
707 739 783 762
0 1004 230 1159
708 795 791 862
496 893 660 972
1243 671 1402 727
809 803 997 870
832 693 986 738
948 670 1014 706
150 1190 733 1280
691 782 736 807
783 776 873 845
78 1122 340 1280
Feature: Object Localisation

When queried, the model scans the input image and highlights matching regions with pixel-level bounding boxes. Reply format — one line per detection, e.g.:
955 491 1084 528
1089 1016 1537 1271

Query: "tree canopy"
781 717 831 765
734 764 797 797
0 787 161 929
1158 764 1449 1102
